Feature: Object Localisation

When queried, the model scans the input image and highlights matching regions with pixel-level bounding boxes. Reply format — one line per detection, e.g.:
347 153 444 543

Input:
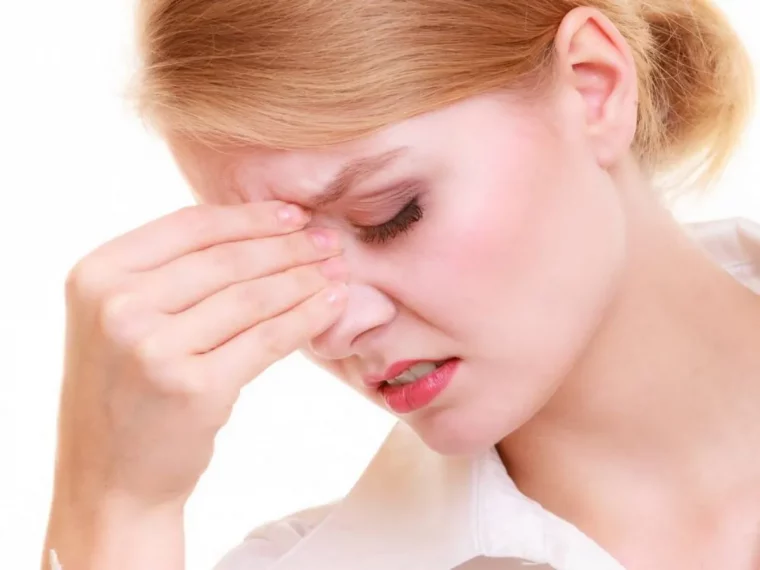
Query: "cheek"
435 133 558 303
442 136 627 376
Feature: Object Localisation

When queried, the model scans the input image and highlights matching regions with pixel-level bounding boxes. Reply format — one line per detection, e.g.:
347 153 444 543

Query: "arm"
42 486 185 570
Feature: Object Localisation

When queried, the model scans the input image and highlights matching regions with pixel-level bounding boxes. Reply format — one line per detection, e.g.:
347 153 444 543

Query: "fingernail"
319 256 349 280
309 228 341 251
278 204 309 225
325 283 348 305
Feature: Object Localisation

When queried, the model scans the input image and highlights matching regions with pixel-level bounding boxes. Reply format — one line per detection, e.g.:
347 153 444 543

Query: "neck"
498 168 760 532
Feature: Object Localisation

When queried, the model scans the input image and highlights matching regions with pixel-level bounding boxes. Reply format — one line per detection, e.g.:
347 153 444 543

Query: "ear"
553 7 639 168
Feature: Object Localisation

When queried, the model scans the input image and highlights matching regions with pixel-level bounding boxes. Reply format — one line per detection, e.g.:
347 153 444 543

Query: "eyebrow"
304 147 407 209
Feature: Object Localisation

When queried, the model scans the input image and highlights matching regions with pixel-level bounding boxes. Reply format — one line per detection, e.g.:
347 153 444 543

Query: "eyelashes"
356 196 424 245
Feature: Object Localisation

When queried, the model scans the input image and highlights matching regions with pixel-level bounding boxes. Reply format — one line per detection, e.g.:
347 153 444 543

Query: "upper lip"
362 358 453 387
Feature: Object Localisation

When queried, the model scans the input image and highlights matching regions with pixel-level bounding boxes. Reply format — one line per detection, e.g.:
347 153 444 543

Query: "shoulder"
213 500 339 570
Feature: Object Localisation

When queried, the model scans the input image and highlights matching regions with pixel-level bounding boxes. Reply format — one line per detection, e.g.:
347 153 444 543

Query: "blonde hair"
133 0 754 187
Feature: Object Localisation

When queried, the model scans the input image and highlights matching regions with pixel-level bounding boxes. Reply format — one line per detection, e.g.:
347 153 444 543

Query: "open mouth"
378 358 461 414
383 359 452 387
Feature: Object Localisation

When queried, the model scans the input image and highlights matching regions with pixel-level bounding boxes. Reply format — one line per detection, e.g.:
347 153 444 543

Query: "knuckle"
280 231 312 263
65 258 109 301
162 367 206 398
208 243 248 281
176 204 220 238
232 281 267 315
293 264 325 293
292 230 314 256
133 336 195 393
258 322 292 360
99 290 141 342
134 334 166 370
271 232 314 268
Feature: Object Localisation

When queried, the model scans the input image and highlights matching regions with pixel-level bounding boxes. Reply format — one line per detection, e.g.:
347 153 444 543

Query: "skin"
43 7 760 570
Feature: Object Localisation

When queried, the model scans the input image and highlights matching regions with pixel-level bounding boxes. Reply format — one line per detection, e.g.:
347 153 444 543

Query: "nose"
308 282 396 361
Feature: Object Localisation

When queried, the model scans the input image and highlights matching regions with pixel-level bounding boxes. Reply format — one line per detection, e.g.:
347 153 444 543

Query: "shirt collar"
269 217 760 570
685 217 760 293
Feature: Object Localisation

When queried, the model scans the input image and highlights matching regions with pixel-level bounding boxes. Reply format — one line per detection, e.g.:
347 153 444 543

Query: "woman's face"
169 91 628 455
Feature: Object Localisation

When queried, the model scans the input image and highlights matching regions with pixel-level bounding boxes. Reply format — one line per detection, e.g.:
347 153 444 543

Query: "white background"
0 1 758 568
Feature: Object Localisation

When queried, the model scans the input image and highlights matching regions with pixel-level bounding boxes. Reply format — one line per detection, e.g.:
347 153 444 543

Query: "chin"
409 406 515 457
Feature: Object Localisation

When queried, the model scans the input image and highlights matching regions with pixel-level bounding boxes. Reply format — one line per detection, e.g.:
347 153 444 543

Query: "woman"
43 0 759 568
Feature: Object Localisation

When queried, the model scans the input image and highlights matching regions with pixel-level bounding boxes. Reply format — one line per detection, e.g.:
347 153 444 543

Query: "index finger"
93 201 310 273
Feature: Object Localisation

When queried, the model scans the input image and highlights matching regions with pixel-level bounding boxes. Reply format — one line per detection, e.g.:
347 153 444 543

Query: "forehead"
169 136 364 206
167 93 534 205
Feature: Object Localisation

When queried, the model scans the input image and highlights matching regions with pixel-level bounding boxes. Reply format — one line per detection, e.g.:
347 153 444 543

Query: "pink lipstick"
374 358 460 414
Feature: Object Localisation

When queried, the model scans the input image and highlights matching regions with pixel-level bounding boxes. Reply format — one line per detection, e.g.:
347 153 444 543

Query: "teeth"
387 361 442 386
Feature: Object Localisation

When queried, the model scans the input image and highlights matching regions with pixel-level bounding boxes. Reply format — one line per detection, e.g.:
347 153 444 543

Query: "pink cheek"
425 227 500 287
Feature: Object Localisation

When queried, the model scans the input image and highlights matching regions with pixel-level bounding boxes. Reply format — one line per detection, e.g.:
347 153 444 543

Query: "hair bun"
636 0 754 189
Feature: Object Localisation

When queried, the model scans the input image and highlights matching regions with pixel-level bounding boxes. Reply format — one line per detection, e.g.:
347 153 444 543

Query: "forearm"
42 489 185 570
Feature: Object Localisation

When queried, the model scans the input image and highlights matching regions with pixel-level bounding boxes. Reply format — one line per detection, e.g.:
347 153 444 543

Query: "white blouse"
53 217 760 570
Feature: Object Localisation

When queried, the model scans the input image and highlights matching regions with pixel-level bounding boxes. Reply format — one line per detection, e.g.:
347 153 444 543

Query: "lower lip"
378 359 460 414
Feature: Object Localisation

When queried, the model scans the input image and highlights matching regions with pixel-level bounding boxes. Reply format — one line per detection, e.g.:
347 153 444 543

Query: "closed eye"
356 197 424 245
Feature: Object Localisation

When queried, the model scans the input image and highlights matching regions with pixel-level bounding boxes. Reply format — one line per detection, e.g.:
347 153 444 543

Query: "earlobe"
553 8 638 168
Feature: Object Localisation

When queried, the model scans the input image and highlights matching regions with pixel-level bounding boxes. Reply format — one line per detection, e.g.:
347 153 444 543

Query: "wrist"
46 490 185 570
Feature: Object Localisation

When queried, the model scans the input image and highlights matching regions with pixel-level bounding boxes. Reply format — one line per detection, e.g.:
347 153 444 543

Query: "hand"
56 201 348 508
